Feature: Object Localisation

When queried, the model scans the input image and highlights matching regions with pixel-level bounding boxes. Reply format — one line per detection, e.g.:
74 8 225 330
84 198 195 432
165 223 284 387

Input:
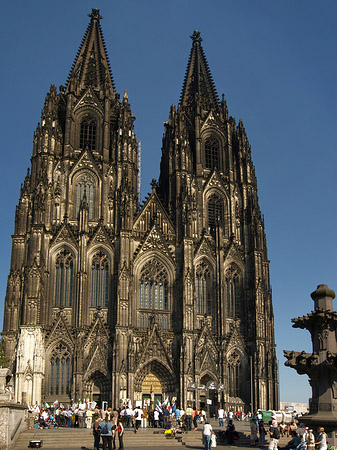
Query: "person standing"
185 405 193 431
99 414 114 450
307 429 315 450
203 421 213 450
117 419 124 450
258 420 266 447
268 420 280 450
250 418 258 446
218 407 225 427
316 427 327 450
133 406 143 433
93 416 101 450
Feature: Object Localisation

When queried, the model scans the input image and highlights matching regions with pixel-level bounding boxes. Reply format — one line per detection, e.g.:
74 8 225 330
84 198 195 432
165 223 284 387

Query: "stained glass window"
80 116 97 151
196 262 213 315
76 173 95 219
55 249 74 307
91 252 109 307
50 343 71 396
208 193 223 237
139 259 168 310
205 138 219 169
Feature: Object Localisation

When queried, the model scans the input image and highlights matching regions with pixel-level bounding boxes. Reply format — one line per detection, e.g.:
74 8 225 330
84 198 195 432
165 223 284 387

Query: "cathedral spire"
180 30 219 113
65 8 115 93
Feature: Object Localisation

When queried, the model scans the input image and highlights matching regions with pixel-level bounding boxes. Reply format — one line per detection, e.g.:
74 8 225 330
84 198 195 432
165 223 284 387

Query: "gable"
134 191 175 237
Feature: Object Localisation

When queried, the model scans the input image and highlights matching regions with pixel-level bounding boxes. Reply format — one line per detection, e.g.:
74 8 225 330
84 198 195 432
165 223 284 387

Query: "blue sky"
1 0 337 404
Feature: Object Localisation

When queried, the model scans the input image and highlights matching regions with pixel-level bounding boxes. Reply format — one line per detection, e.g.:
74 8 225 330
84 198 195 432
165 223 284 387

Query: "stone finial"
88 8 103 21
311 284 335 311
190 30 202 43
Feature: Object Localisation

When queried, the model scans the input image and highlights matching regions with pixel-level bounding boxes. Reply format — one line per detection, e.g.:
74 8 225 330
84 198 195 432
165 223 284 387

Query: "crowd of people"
247 412 328 450
26 402 330 450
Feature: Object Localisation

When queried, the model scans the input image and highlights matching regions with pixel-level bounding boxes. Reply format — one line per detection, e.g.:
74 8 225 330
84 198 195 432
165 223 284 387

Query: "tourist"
227 419 236 445
307 429 315 450
185 404 193 431
153 408 160 428
193 408 199 430
133 405 143 433
99 414 114 450
93 416 101 450
268 420 280 450
316 427 327 450
85 408 94 429
218 407 225 427
117 419 124 450
280 431 301 449
280 421 288 437
202 421 213 450
258 420 266 447
250 418 258 446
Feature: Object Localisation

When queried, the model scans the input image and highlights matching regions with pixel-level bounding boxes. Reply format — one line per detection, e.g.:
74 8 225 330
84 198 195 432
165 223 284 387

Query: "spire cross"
88 8 103 21
190 30 202 43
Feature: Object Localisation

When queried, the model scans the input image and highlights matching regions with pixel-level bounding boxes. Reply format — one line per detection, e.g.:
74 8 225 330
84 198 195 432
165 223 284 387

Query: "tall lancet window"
50 343 71 396
196 261 213 315
76 173 94 219
225 267 240 318
80 116 97 151
139 259 168 310
208 193 223 237
55 249 74 307
205 137 219 169
91 251 109 307
228 350 241 397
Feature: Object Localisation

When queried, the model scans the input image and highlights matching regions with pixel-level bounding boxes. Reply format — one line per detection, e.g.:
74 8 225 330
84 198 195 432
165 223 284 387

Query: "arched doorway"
134 360 176 408
84 370 111 407
141 373 163 407
200 374 218 417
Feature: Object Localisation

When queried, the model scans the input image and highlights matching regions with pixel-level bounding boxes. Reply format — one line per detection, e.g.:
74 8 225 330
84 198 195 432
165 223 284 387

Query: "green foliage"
0 338 10 367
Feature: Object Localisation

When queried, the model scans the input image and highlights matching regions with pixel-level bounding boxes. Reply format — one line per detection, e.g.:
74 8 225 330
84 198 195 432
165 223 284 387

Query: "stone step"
12 428 184 449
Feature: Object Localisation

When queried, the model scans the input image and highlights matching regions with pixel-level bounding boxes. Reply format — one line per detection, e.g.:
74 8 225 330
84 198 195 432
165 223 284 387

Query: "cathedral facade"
2 9 278 412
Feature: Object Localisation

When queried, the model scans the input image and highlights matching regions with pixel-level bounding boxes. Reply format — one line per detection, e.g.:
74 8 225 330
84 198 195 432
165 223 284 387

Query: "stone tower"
2 10 278 412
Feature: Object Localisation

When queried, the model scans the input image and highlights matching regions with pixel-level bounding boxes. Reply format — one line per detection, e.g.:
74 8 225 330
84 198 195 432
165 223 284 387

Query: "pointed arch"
54 248 75 307
204 136 220 170
207 192 224 237
80 115 97 151
139 258 168 311
90 250 110 308
224 264 242 318
48 341 72 397
195 259 214 315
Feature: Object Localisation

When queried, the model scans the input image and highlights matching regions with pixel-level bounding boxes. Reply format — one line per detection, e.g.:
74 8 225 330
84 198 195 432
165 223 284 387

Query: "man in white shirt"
133 407 143 433
203 421 213 450
218 407 224 427
153 409 160 428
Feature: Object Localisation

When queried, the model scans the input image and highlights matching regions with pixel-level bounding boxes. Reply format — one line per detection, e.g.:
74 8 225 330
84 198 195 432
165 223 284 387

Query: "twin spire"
66 10 220 112
66 8 115 93
180 30 220 113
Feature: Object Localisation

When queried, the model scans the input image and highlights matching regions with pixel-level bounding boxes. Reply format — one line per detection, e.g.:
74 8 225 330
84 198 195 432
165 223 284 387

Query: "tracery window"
228 351 241 397
91 251 109 308
139 259 168 310
50 343 71 396
76 173 95 219
55 249 74 307
205 137 219 169
80 116 97 151
225 267 240 318
208 193 223 237
196 262 213 315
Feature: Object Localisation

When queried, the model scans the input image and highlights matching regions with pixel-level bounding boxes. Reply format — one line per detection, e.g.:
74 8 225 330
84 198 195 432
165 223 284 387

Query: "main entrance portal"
142 373 162 406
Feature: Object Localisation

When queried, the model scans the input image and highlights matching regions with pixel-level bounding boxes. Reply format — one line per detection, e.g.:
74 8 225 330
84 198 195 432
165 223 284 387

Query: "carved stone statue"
284 284 337 437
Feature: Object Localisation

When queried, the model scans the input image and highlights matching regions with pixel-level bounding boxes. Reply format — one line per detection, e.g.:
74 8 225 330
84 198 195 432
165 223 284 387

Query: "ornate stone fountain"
284 284 337 435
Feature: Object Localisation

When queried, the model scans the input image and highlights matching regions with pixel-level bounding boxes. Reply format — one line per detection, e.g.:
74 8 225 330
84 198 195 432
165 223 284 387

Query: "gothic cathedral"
2 9 278 412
